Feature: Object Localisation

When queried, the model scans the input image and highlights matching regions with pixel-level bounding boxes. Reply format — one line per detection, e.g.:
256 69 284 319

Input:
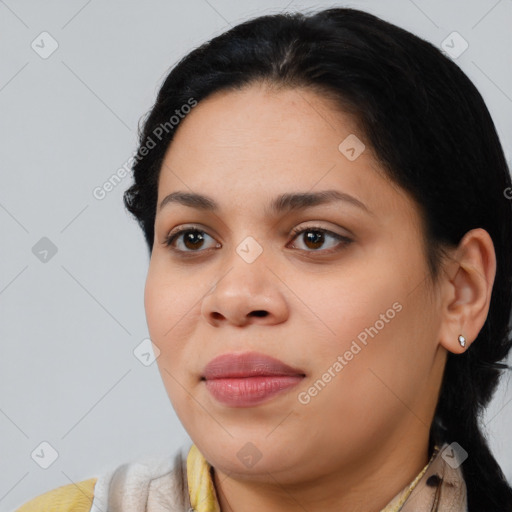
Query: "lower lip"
204 375 304 407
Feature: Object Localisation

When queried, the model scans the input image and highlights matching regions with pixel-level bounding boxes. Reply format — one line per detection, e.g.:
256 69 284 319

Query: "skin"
144 82 496 512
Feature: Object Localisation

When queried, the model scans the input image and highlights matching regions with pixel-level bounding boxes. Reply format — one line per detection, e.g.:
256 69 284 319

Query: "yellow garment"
186 443 435 512
16 477 97 512
187 444 221 512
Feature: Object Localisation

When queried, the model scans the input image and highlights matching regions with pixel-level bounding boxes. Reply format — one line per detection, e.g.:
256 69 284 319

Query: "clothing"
15 442 467 511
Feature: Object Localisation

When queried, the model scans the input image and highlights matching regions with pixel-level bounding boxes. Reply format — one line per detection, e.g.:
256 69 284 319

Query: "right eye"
163 226 221 253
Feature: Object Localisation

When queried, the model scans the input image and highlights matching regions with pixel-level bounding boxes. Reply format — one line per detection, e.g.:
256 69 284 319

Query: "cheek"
144 267 171 340
144 265 200 412
288 261 402 352
144 259 211 387
144 260 198 340
290 253 430 406
291 298 420 455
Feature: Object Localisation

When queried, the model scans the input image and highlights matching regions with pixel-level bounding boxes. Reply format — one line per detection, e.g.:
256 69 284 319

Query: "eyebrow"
158 189 371 216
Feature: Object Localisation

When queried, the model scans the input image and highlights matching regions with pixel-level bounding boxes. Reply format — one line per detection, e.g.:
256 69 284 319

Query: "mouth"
201 351 306 407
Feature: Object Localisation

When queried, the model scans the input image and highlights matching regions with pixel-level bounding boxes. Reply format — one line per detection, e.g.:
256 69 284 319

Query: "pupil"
306 230 323 249
185 231 203 249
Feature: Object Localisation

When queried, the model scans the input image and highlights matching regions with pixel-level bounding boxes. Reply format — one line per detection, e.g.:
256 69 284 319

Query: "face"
145 82 446 484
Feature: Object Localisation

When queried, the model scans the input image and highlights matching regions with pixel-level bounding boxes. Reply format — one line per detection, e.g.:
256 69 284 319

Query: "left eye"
163 226 352 254
288 226 352 253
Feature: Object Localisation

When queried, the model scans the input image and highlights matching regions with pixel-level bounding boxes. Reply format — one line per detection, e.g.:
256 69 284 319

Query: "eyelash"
163 224 353 256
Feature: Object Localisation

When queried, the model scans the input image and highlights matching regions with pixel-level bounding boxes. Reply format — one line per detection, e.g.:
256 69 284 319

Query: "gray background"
1 0 511 510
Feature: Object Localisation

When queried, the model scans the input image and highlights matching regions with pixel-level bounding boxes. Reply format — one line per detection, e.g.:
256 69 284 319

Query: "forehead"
156 83 416 224
164 83 363 165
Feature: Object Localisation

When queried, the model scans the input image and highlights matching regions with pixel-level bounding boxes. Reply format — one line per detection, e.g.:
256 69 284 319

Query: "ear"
438 228 496 354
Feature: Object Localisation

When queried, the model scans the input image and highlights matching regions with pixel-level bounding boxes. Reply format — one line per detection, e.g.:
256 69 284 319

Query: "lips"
201 351 306 380
201 351 306 407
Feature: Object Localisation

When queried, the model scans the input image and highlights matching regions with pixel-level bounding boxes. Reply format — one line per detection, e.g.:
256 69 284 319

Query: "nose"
200 251 289 328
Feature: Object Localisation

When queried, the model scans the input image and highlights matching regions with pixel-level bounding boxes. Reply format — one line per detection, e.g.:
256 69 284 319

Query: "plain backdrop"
1 0 511 510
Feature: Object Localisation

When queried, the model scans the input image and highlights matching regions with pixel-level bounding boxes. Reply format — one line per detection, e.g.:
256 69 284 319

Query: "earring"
458 335 466 348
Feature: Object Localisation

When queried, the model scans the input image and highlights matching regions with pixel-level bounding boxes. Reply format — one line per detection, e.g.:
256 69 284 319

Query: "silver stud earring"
458 335 466 348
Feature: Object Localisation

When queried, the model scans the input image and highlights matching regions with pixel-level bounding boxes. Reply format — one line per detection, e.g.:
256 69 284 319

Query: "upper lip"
201 351 306 380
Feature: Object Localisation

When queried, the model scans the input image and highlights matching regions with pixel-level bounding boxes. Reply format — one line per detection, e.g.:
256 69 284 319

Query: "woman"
16 6 512 512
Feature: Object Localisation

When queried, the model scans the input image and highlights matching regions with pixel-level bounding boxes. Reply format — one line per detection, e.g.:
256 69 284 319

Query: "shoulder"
14 447 190 512
15 478 97 512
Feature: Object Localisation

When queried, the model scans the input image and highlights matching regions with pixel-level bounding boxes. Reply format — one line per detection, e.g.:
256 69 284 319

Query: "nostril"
250 310 268 317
